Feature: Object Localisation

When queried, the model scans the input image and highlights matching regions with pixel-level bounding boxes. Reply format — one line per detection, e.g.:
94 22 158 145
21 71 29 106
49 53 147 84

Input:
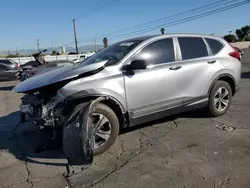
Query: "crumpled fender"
63 97 105 176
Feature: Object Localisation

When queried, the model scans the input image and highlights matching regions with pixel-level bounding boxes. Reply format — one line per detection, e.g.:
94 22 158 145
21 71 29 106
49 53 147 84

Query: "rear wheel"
207 80 232 117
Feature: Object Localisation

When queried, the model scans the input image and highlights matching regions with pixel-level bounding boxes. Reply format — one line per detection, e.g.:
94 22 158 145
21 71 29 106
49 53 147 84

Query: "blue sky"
0 0 249 51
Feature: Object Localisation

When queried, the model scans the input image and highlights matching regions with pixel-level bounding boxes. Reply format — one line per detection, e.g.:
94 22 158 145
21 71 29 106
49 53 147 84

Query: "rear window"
205 38 224 55
178 37 208 60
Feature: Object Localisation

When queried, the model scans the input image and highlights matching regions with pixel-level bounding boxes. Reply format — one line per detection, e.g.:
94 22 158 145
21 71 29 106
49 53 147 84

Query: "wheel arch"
208 73 236 96
63 93 127 129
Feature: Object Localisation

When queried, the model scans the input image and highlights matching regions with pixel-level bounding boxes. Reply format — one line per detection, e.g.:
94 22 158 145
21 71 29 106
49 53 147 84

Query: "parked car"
0 58 20 68
72 55 86 63
20 49 47 69
13 34 241 164
18 60 75 81
21 60 41 68
17 50 75 81
0 60 21 81
72 53 96 63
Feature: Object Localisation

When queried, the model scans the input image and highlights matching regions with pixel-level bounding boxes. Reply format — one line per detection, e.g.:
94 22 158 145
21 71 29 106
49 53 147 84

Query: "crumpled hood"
13 61 107 93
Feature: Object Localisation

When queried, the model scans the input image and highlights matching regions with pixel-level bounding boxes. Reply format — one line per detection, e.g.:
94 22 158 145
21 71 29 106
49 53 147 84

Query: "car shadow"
241 72 250 79
0 108 208 168
0 85 15 91
120 115 178 134
120 109 208 134
0 111 67 167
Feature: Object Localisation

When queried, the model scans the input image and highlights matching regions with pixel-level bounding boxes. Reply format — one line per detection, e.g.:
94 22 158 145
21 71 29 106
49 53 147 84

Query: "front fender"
62 88 127 113
63 102 93 176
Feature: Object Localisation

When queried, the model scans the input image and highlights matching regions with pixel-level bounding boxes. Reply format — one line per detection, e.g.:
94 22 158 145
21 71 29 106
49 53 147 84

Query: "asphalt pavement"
0 49 250 188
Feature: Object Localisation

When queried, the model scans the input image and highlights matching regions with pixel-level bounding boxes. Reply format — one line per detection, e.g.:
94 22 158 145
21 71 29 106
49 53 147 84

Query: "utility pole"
72 19 79 54
94 38 96 52
36 39 40 52
16 47 20 63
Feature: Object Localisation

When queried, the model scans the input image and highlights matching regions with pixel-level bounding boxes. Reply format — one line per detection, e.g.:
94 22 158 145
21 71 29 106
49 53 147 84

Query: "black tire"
207 80 232 117
90 103 119 156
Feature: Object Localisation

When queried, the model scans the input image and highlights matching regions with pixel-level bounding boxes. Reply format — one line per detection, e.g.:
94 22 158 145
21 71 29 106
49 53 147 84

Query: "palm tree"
161 28 165 34
103 37 108 48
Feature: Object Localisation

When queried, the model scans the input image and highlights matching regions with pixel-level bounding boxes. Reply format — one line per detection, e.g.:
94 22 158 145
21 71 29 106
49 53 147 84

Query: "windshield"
80 40 143 66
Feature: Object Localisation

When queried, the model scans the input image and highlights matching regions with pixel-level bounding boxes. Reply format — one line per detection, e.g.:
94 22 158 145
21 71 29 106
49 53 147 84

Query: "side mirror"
123 60 147 71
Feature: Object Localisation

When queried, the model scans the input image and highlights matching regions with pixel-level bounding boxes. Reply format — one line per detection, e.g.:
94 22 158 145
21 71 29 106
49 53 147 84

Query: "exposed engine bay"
20 90 64 128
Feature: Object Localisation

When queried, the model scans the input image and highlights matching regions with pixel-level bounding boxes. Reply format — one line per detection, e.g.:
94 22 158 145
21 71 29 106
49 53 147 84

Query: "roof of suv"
126 33 223 42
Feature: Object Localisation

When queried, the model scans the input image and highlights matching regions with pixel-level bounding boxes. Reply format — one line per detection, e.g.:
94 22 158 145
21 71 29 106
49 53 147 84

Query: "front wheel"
207 80 232 117
89 103 119 156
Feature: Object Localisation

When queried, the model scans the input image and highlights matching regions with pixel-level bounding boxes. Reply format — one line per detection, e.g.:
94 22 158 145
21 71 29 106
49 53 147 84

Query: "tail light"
228 43 240 60
229 51 240 59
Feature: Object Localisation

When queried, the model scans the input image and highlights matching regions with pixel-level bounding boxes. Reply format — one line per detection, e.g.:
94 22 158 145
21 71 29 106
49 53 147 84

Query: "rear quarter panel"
220 57 242 86
216 41 242 86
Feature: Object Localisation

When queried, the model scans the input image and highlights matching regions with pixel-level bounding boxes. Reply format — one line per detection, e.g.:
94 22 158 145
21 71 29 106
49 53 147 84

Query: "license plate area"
20 105 33 114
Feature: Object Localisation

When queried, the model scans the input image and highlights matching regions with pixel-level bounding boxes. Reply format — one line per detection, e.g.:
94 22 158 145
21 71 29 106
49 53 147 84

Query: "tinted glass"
82 40 143 66
0 60 12 65
178 37 208 60
133 38 175 65
0 64 7 70
205 38 224 54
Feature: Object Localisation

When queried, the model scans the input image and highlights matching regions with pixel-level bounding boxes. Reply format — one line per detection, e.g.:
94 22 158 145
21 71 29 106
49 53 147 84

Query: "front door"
123 38 183 121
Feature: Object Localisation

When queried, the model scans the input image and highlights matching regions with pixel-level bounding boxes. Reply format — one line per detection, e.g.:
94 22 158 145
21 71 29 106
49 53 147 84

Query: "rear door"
176 36 222 104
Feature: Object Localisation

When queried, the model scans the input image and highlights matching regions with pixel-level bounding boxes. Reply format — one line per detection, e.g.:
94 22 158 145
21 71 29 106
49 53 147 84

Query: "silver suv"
14 34 241 157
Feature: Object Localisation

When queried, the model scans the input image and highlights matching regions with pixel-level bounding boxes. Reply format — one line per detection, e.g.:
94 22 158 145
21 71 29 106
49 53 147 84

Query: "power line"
102 0 250 40
75 0 121 20
56 0 122 48
77 0 239 41
64 0 250 46
63 0 122 49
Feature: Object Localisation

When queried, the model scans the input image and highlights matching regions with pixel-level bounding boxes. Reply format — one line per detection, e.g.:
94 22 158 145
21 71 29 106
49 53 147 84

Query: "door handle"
207 60 216 64
169 66 182 70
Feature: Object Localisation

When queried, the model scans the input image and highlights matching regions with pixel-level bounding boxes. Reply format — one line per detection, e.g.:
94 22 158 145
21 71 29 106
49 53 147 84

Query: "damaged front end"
20 90 102 174
13 60 110 173
19 90 64 128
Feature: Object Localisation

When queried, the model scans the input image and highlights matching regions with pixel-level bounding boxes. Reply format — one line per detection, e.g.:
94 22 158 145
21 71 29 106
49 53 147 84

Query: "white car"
73 53 96 63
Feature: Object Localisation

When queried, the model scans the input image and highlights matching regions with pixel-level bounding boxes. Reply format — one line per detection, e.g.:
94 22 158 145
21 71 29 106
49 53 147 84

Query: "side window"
178 37 208 60
133 38 175 65
0 60 12 65
205 38 224 55
0 64 7 70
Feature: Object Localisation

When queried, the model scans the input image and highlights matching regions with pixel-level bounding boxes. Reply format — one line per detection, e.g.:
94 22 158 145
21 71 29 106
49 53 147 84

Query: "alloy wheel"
90 113 111 149
214 87 230 112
